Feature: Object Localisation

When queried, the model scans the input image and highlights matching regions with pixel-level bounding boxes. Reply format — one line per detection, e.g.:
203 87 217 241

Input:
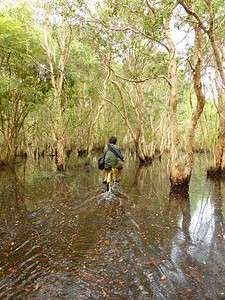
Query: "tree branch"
158 75 171 86
178 1 209 33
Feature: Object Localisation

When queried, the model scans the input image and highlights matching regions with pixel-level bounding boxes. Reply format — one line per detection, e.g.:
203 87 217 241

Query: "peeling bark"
164 15 183 188
214 61 225 171
182 24 205 184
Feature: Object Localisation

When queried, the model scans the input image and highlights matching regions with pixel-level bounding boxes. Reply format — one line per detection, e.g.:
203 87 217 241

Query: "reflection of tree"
208 179 225 273
163 183 225 298
168 188 191 241
211 179 224 237
0 165 26 213
131 164 149 194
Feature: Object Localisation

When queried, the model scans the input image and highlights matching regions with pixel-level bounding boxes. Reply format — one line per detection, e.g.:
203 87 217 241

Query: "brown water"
0 153 224 299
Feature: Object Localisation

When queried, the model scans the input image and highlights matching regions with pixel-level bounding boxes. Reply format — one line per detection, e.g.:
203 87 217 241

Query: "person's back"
104 143 122 168
103 136 124 184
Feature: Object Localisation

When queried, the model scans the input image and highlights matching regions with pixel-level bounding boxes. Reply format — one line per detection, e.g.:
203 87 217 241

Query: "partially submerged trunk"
209 60 225 175
165 15 183 188
215 100 225 172
134 84 152 164
180 0 225 177
182 24 205 184
165 11 205 189
52 92 65 171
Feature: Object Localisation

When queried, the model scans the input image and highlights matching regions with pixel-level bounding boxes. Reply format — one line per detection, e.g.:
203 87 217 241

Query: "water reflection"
168 189 191 241
0 155 224 299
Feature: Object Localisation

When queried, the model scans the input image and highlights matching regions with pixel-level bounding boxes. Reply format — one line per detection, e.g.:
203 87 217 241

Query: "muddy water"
0 154 225 299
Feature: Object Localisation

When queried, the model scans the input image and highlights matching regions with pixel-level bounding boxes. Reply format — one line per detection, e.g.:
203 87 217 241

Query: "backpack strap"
107 144 124 160
104 148 108 158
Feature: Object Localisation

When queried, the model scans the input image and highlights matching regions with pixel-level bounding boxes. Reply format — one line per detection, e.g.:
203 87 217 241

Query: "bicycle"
106 167 118 192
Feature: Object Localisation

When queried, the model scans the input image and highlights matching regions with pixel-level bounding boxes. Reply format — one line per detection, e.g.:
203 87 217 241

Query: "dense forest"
0 0 225 188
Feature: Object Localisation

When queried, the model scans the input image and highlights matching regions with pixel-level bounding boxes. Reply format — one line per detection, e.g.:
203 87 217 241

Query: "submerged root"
139 156 153 165
170 177 190 191
207 167 225 178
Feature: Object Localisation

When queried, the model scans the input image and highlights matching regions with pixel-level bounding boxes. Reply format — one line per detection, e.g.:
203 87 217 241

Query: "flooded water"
0 153 225 299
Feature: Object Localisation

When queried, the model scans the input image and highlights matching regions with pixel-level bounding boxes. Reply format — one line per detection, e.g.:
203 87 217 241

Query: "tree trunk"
87 101 105 158
52 92 65 171
135 84 152 163
87 71 109 159
214 61 225 171
182 24 205 184
45 43 67 171
208 31 225 88
164 16 183 188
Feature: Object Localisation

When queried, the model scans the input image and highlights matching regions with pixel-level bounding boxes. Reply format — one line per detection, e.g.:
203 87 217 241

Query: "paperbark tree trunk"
52 92 65 171
214 63 225 171
43 30 70 171
165 5 205 188
87 71 109 159
164 16 183 188
48 66 66 171
179 0 225 175
182 24 205 184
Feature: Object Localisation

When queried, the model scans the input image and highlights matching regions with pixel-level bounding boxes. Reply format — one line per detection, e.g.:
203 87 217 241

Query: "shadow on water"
0 154 225 299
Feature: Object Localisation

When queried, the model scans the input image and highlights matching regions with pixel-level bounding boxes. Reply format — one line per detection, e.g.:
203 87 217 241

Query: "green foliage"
0 0 222 162
0 11 51 160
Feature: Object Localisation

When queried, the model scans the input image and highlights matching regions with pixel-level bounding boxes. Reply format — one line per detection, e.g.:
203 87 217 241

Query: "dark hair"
109 136 117 144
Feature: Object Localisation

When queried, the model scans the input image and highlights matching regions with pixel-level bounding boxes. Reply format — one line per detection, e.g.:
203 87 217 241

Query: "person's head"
109 136 117 144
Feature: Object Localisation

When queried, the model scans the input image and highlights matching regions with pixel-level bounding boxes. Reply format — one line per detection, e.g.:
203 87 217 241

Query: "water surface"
0 154 224 299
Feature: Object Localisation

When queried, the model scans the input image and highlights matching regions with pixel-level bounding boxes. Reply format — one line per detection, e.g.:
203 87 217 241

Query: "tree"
0 14 43 163
38 0 80 170
179 0 225 174
88 3 167 163
10 0 81 170
92 0 206 186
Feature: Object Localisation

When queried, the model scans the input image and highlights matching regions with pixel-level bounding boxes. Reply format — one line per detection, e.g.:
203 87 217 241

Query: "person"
103 136 124 184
